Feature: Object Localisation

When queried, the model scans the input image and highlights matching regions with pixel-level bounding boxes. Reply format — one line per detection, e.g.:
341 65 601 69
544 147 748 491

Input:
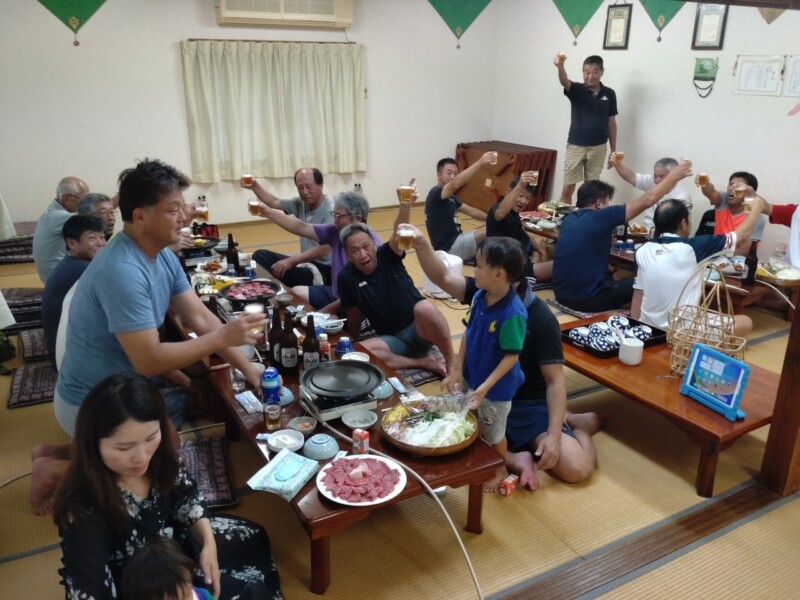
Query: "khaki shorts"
563 143 607 185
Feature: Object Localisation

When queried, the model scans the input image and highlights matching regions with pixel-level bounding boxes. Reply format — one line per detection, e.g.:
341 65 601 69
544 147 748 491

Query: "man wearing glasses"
77 193 116 240
33 176 89 283
243 167 334 288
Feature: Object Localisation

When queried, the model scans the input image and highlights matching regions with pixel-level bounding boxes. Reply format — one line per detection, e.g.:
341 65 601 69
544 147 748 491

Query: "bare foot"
566 412 606 435
505 451 539 491
418 354 447 378
31 443 72 462
483 465 509 493
29 456 68 516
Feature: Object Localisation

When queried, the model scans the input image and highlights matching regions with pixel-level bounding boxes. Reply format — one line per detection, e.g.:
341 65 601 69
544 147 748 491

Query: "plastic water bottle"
261 366 281 408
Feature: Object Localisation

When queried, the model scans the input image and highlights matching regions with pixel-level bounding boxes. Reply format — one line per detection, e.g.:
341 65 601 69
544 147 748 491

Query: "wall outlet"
354 182 362 192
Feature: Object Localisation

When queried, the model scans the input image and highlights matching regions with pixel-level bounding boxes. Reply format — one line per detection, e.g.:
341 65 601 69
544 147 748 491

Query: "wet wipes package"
247 448 319 501
235 390 262 414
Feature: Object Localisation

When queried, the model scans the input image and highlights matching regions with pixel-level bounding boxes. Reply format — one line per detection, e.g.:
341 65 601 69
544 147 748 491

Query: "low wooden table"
561 316 779 497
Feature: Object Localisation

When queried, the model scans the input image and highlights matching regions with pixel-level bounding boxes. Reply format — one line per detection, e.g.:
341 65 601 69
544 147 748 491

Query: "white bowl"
341 408 377 430
303 434 340 460
319 320 344 334
266 429 304 453
341 351 369 362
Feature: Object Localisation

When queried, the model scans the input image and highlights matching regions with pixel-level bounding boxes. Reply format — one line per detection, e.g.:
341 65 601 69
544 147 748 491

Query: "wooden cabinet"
454 140 558 213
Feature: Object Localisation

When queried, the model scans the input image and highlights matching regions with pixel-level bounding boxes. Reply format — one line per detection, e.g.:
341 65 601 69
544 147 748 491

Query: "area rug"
7 362 57 408
546 298 631 320
2 287 42 308
0 245 34 264
19 328 50 362
179 436 238 509
397 346 445 388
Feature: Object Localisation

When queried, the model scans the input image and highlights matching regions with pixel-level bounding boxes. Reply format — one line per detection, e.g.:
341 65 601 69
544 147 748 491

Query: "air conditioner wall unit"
215 0 353 29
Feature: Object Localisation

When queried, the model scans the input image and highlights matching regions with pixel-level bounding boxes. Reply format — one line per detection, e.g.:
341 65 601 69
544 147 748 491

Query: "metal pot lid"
301 360 385 399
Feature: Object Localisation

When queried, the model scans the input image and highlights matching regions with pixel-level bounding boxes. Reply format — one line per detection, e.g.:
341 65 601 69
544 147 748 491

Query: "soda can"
261 366 281 407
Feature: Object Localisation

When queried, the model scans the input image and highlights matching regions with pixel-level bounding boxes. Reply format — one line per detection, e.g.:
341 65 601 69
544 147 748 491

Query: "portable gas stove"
300 388 378 422
299 360 384 422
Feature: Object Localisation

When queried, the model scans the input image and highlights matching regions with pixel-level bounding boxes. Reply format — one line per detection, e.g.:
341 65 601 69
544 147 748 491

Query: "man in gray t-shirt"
247 167 334 287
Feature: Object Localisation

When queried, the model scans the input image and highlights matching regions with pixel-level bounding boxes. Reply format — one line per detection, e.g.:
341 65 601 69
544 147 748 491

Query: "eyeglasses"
330 211 351 219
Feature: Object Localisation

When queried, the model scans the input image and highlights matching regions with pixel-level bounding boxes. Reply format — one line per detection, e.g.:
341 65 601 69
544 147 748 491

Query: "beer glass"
244 303 265 338
557 52 566 64
697 173 709 186
615 151 625 162
529 171 540 186
743 196 755 212
241 170 253 187
397 185 415 204
195 199 209 221
734 184 746 199
265 405 281 431
397 224 414 251
489 152 498 165
248 200 261 216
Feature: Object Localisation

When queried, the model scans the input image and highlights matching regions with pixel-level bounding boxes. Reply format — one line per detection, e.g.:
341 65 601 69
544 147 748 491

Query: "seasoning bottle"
280 311 299 376
224 233 240 275
268 308 283 369
743 241 759 286
302 315 321 370
319 333 330 362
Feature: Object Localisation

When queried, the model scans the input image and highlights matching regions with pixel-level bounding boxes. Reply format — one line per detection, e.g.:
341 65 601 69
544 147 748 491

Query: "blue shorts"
506 402 575 453
378 322 432 358
308 285 336 310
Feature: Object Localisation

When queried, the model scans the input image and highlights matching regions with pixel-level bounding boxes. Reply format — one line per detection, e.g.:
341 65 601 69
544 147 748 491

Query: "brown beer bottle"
268 308 283 369
743 241 759 286
225 233 240 275
302 315 321 370
280 311 299 376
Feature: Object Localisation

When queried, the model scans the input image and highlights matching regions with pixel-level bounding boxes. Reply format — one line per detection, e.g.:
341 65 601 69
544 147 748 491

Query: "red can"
352 428 369 455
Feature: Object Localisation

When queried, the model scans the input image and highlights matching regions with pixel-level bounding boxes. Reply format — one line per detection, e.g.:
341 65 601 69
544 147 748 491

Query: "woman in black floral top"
52 372 282 600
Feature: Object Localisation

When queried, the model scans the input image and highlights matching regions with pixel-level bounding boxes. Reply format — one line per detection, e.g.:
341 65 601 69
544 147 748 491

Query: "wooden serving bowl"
380 411 479 456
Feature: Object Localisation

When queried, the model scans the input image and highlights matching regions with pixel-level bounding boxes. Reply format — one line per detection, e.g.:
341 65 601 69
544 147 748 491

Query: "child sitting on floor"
121 537 214 600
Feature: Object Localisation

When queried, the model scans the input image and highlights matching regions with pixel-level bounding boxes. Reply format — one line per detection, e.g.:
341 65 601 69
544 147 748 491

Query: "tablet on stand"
680 343 749 422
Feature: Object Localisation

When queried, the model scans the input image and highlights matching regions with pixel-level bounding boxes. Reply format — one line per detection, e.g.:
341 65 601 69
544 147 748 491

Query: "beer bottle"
268 308 283 369
280 311 299 376
743 242 759 286
225 233 240 276
302 315 321 370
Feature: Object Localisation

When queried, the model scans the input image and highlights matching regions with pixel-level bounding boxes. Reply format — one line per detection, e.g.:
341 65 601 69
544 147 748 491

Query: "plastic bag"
383 392 475 449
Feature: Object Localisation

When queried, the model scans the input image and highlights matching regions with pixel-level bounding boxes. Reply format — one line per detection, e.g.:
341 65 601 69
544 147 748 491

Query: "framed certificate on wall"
604 4 632 50
692 3 728 50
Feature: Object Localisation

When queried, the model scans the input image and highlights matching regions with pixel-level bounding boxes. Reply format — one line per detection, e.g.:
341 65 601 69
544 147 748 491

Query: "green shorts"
563 143 607 185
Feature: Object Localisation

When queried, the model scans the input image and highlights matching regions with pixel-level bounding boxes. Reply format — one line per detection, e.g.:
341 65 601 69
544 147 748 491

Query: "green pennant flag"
428 0 493 46
37 0 107 44
639 0 684 40
551 0 604 43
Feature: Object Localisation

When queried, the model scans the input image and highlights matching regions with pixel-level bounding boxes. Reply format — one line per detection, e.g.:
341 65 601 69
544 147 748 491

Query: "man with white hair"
33 176 89 282
77 192 116 240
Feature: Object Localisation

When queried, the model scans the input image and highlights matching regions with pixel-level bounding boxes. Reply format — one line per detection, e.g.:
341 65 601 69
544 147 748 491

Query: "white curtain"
181 41 366 183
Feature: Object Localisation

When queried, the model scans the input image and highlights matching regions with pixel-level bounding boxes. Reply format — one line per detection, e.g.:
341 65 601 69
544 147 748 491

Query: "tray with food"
562 315 668 359
714 256 745 277
316 455 407 506
183 236 220 259
381 394 479 456
756 259 800 286
626 223 650 237
218 279 282 309
519 210 552 221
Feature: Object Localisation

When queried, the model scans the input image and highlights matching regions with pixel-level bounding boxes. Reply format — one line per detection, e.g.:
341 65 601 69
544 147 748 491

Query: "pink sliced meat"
321 458 401 503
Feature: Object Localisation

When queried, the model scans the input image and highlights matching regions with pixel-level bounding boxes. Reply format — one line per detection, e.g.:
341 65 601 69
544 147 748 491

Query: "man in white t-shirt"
610 156 690 229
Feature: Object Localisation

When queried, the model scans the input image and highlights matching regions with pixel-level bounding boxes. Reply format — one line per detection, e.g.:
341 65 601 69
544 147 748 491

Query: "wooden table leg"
465 483 484 534
310 536 331 595
696 448 720 498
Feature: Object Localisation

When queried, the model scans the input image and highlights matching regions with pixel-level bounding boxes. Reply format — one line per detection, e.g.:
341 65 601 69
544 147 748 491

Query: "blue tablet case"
680 343 749 421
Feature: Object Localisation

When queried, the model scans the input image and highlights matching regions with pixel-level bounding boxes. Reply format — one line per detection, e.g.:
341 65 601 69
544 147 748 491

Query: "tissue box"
247 448 319 501
499 474 519 496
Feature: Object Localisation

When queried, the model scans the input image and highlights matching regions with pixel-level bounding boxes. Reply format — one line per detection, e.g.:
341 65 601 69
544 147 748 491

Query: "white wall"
492 0 800 257
1 0 797 256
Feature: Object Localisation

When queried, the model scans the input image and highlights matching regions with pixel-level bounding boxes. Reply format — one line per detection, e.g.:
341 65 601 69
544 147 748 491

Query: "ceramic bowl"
341 408 377 430
341 351 369 362
319 320 344 335
303 434 340 461
288 416 317 438
274 293 293 308
266 429 304 453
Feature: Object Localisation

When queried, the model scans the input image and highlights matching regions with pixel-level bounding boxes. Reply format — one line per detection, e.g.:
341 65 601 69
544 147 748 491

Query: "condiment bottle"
302 315 321 370
743 241 759 286
319 333 330 362
280 311 299 376
224 233 240 275
268 308 283 369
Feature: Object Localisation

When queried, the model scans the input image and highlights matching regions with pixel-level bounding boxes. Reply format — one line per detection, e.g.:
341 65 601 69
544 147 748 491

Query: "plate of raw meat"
316 455 406 506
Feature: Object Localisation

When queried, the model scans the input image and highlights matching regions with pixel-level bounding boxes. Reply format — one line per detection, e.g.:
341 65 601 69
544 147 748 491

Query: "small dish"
267 429 304 453
341 408 378 429
319 320 344 335
537 220 557 230
279 386 294 407
274 293 293 308
303 434 340 461
341 351 369 362
288 416 317 438
371 381 394 400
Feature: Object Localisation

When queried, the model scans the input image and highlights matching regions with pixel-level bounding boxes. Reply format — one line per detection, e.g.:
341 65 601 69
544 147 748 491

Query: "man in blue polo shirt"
554 54 618 205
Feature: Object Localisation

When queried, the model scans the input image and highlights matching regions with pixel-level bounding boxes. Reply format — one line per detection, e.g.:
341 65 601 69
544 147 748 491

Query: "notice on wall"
733 55 784 96
784 56 800 97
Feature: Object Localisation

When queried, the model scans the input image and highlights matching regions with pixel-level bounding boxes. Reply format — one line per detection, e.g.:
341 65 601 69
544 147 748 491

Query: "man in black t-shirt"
337 222 455 377
410 226 602 491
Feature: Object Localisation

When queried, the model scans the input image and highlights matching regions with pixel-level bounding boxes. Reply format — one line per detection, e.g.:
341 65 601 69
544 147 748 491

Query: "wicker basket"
667 262 745 374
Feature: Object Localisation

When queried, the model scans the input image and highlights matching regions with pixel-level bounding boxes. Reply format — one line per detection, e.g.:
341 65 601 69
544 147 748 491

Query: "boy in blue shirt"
443 237 527 492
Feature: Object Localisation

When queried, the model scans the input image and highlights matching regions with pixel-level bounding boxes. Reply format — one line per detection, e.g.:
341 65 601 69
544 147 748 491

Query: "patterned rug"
1 287 43 334
7 362 58 408
179 436 238 509
545 298 631 320
19 328 50 362
0 224 35 263
397 346 445 388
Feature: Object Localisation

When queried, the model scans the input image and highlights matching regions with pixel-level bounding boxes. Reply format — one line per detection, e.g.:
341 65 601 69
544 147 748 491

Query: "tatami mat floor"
1 204 798 598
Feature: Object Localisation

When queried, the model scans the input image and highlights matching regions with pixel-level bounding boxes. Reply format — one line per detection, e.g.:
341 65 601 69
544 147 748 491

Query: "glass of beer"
397 224 414 251
734 184 746 199
195 199 209 221
241 172 253 187
248 200 261 216
397 185 415 204
743 196 755 212
557 52 566 64
697 173 709 186
529 171 540 186
264 405 281 431
490 152 499 165
244 302 265 337
615 151 625 162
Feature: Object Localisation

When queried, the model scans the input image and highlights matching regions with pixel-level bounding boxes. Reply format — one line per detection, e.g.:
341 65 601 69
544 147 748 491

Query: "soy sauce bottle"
302 315 320 370
268 308 283 369
280 311 299 376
